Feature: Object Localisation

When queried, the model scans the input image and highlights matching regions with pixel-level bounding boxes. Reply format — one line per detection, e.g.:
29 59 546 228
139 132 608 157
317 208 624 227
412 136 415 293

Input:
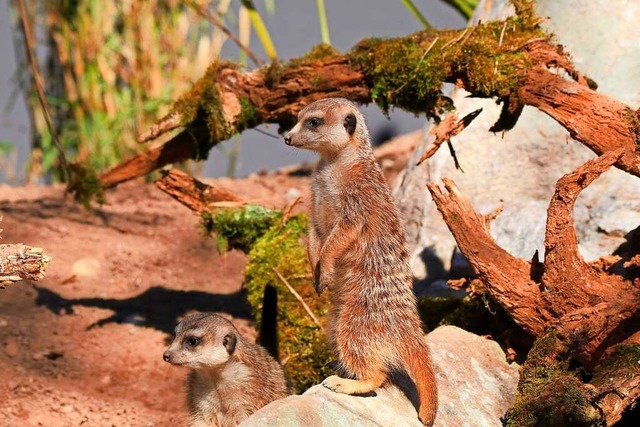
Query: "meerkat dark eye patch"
306 117 323 129
344 113 356 135
223 333 237 354
185 336 200 347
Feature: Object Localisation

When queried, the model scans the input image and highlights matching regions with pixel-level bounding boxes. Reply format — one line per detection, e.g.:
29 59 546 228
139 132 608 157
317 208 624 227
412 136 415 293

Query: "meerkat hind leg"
322 374 384 395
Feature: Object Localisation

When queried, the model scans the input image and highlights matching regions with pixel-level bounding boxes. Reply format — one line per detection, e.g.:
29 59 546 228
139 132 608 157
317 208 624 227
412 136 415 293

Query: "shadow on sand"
33 285 253 335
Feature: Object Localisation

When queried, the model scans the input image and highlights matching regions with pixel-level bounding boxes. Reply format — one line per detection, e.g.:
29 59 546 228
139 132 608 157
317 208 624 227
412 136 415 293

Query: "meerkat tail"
402 341 438 426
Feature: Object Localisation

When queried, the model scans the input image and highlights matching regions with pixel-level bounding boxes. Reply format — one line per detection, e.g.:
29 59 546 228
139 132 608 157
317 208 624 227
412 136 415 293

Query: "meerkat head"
284 98 369 156
163 313 239 370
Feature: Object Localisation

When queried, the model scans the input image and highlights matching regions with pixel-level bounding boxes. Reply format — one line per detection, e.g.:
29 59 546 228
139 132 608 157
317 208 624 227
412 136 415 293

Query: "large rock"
241 326 519 427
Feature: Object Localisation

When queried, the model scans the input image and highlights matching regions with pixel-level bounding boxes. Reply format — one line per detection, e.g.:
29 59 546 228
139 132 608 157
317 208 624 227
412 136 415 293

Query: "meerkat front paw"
322 375 349 393
313 263 330 295
322 375 380 396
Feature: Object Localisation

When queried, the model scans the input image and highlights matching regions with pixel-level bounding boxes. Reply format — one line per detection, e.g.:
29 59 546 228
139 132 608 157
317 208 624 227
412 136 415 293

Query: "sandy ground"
0 173 310 427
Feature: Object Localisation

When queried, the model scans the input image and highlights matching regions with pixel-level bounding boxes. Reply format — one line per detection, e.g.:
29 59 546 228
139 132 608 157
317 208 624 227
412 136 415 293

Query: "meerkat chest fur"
312 157 351 240
189 360 252 425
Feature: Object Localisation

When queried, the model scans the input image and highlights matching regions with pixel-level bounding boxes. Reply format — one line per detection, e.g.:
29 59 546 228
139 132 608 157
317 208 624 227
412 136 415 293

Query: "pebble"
4 340 19 357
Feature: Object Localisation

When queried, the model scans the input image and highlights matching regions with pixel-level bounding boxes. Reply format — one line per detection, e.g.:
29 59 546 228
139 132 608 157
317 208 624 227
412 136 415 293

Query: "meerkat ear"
223 333 237 354
344 113 357 135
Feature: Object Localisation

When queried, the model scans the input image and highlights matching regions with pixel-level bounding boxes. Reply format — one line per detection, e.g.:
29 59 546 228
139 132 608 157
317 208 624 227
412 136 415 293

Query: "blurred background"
0 0 468 184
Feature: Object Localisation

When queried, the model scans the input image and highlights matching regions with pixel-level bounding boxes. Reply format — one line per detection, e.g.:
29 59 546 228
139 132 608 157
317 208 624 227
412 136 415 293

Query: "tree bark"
154 169 245 214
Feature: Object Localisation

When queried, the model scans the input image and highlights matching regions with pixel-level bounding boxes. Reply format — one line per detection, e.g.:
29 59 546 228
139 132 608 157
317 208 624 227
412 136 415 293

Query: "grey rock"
241 326 519 427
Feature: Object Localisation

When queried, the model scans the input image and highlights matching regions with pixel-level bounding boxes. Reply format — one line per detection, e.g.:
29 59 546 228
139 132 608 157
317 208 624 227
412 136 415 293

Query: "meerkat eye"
306 117 323 129
185 336 200 347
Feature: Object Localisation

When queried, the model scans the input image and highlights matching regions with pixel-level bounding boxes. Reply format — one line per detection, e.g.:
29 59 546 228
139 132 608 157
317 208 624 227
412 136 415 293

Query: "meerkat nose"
284 135 292 145
163 352 171 363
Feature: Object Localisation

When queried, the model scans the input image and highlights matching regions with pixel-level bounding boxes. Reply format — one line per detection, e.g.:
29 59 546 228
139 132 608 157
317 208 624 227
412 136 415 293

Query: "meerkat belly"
332 238 421 347
311 169 343 240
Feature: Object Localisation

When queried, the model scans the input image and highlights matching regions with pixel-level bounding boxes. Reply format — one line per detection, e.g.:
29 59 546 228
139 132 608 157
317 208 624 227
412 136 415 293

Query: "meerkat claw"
313 264 327 294
322 375 378 395
321 375 345 392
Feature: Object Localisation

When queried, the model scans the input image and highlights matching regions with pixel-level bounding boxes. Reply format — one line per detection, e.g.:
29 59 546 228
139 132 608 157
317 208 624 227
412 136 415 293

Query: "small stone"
60 404 74 414
4 340 19 357
71 257 101 277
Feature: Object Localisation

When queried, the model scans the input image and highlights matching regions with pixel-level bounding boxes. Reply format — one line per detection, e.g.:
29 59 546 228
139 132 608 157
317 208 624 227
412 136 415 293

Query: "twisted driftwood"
428 149 639 424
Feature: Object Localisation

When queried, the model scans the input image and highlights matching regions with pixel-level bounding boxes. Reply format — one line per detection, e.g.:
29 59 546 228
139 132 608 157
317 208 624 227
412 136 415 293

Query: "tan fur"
285 98 438 426
164 313 292 427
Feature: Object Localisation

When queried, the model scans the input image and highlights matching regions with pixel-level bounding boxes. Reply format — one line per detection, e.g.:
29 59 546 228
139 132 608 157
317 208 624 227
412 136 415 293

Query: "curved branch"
520 70 640 176
427 178 552 336
542 149 626 315
97 19 640 189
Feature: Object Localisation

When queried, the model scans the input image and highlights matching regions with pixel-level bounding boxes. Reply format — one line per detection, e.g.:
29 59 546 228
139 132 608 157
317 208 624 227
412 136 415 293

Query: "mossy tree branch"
97 13 640 190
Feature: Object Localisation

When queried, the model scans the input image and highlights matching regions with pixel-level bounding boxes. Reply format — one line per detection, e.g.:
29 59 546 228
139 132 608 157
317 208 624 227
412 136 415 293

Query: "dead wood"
519 68 640 177
0 244 51 288
429 149 640 422
96 20 640 190
590 331 640 425
416 108 482 166
427 178 552 336
154 169 244 214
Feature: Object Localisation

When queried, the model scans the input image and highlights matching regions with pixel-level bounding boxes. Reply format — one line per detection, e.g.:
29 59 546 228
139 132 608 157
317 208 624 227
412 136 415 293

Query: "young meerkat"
163 313 291 427
284 98 438 426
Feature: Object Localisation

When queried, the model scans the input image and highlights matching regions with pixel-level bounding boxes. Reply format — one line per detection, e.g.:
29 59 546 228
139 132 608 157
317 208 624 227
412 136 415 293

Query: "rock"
241 326 519 427
4 339 20 357
71 257 101 278
429 326 519 427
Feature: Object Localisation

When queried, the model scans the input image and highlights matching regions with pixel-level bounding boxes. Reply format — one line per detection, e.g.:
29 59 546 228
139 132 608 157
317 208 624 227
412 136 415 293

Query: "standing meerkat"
284 98 438 426
163 313 291 427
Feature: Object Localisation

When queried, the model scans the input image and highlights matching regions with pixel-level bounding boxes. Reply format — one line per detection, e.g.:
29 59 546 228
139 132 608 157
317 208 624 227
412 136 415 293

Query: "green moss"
505 332 603 427
287 43 341 68
347 18 545 116
244 213 333 392
417 297 464 332
201 205 281 253
201 205 333 392
237 97 260 130
592 344 640 383
418 293 520 338
66 162 106 208
172 61 237 145
510 0 538 26
264 60 285 89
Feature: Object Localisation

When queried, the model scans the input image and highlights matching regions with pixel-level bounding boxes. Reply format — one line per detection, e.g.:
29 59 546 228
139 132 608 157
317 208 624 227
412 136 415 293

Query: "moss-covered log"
97 10 640 189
